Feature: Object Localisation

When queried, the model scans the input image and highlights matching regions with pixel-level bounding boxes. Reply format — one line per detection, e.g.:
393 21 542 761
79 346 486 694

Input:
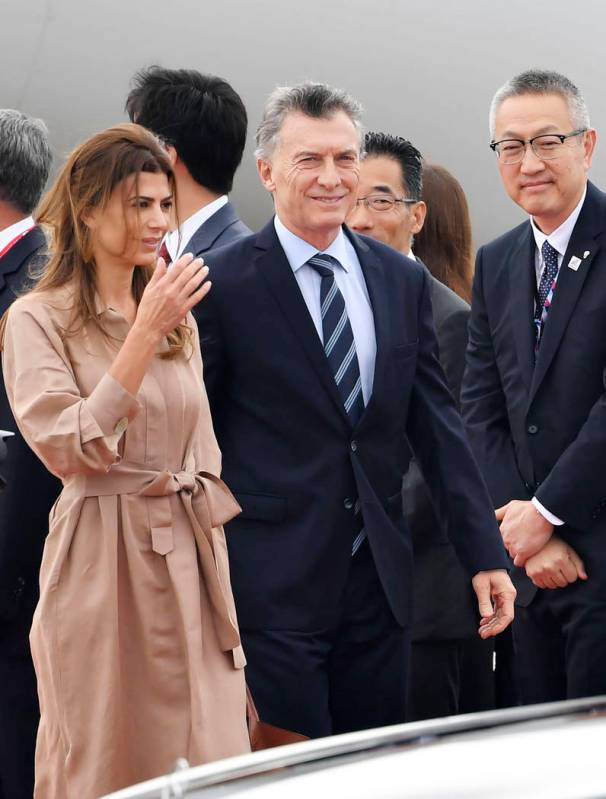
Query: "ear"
81 206 99 231
583 128 597 170
257 158 276 193
409 201 427 236
165 144 178 167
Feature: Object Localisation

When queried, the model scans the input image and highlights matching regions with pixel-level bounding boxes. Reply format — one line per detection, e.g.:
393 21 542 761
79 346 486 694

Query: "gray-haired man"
196 83 514 737
462 69 606 703
0 109 59 799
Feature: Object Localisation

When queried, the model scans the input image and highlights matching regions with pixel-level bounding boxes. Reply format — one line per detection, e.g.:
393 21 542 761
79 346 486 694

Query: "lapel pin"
568 255 582 271
583 250 590 258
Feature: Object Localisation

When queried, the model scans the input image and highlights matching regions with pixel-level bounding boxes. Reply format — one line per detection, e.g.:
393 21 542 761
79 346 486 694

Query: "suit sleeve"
461 247 530 507
193 289 226 412
405 268 509 575
2 299 139 478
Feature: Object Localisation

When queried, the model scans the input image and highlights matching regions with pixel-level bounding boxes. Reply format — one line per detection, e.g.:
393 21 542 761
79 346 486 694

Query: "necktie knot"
308 253 340 278
541 240 559 264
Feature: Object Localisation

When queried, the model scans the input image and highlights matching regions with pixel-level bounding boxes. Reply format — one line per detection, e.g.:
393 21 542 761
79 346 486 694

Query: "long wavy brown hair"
1 123 190 357
413 163 474 303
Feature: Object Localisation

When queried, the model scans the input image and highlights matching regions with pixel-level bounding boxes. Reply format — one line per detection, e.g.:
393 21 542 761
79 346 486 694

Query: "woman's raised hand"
134 253 211 340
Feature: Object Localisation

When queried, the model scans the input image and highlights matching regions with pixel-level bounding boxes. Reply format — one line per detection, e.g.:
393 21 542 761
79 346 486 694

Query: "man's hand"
524 535 588 589
495 500 553 567
472 569 516 638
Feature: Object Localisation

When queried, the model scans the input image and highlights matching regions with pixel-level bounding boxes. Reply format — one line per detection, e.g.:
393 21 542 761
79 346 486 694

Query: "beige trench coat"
2 289 249 799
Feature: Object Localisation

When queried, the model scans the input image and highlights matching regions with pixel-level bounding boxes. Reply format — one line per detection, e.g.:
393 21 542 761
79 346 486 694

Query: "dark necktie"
308 253 366 555
158 241 172 266
534 240 559 351
307 253 365 427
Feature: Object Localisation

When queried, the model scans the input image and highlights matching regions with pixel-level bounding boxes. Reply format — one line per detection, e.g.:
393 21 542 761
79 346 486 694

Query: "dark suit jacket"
462 181 606 605
0 226 60 621
183 200 251 256
195 220 508 632
403 274 479 641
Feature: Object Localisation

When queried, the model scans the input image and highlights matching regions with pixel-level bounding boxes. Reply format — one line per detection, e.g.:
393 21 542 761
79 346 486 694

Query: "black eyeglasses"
354 195 418 212
490 129 587 164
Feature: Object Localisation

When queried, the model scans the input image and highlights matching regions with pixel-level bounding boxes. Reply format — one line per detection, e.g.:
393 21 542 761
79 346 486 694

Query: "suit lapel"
529 185 603 405
507 224 536 395
344 227 389 430
0 226 46 292
254 221 351 426
183 202 238 255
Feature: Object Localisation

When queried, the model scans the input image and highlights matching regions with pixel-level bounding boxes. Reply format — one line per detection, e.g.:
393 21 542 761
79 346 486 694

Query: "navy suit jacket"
462 181 606 605
195 220 508 631
183 200 251 256
0 226 60 620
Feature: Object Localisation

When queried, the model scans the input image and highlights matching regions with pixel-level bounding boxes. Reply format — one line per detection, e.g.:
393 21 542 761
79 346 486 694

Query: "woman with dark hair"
1 123 249 797
413 163 474 303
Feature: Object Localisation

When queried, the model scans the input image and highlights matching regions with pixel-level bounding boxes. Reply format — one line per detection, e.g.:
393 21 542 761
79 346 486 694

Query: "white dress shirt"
164 195 228 261
274 215 377 404
529 187 587 527
0 215 35 254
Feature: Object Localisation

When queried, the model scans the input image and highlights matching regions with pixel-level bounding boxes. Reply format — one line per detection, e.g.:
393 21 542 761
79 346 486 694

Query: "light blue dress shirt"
273 215 377 404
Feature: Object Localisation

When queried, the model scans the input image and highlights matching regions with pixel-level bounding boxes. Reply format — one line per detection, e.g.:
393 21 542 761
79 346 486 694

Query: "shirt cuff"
80 373 140 444
532 496 564 526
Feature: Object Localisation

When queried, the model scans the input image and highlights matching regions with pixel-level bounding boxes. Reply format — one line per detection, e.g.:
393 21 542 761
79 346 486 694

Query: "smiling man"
195 82 514 737
462 69 606 703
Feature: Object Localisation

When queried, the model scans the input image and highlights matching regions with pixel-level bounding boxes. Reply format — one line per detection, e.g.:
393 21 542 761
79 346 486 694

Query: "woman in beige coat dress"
1 124 250 798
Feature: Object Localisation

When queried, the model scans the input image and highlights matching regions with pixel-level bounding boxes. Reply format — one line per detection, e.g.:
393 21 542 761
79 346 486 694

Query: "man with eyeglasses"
348 134 495 720
462 69 606 704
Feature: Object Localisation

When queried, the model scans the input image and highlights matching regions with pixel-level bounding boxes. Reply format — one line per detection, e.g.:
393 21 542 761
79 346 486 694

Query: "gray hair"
255 81 363 161
0 109 52 214
489 69 591 141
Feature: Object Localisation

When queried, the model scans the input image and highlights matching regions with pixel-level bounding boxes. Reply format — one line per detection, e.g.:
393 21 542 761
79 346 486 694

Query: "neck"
93 254 137 322
278 217 341 251
173 170 222 230
532 183 587 235
0 202 29 233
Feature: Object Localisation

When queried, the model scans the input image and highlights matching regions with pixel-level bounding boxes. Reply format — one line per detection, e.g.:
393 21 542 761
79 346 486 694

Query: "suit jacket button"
350 440 358 452
527 424 539 435
344 498 354 510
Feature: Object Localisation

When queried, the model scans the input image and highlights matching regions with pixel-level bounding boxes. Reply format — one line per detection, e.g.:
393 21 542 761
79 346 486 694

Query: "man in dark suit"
0 110 59 799
462 69 604 704
125 67 251 260
196 83 514 739
348 133 494 720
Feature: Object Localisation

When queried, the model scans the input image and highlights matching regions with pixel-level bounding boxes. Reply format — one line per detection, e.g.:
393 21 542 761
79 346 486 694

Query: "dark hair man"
0 109 60 799
347 133 494 720
126 66 251 261
194 82 514 738
462 69 604 704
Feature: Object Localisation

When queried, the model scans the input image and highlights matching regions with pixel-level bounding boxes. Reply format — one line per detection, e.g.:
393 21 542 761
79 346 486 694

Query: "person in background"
195 82 515 740
413 163 474 303
1 123 249 798
0 109 59 799
126 66 251 262
348 134 494 720
462 69 605 705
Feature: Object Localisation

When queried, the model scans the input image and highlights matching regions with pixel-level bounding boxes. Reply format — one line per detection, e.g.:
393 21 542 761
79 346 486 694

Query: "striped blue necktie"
308 253 366 554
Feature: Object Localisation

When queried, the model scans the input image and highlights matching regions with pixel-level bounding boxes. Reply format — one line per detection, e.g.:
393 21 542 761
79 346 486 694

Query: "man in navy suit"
126 67 251 260
462 69 605 703
0 110 59 799
196 83 514 738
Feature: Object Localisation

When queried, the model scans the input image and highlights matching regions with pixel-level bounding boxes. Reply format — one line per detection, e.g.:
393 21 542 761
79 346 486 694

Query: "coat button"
350 440 358 452
344 498 355 510
527 424 539 435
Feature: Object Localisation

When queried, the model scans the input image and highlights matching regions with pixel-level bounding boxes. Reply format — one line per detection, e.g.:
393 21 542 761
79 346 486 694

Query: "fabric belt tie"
70 464 242 655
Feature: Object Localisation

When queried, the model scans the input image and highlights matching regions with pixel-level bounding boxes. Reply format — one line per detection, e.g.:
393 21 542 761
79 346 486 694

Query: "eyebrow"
128 194 173 202
498 124 561 139
370 184 397 195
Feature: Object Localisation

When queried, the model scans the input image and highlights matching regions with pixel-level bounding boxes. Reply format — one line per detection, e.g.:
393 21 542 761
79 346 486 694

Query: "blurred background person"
413 163 474 303
348 134 495 720
1 124 249 798
126 67 251 262
0 109 59 799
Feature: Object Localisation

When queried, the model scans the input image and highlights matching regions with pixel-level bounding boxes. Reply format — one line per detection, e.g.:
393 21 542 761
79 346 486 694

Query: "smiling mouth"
142 238 163 248
312 196 347 204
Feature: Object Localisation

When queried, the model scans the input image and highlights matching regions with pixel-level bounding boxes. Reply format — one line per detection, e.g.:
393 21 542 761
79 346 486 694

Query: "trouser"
513 583 606 704
241 540 410 738
407 636 494 721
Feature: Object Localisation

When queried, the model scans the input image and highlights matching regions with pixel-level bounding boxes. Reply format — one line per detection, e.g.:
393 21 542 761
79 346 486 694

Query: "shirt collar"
165 195 228 260
0 215 35 253
530 187 587 257
273 215 350 273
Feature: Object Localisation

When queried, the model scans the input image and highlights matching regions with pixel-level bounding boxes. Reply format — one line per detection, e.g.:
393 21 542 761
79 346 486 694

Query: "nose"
317 157 341 189
347 201 373 231
519 143 545 174
149 203 169 232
